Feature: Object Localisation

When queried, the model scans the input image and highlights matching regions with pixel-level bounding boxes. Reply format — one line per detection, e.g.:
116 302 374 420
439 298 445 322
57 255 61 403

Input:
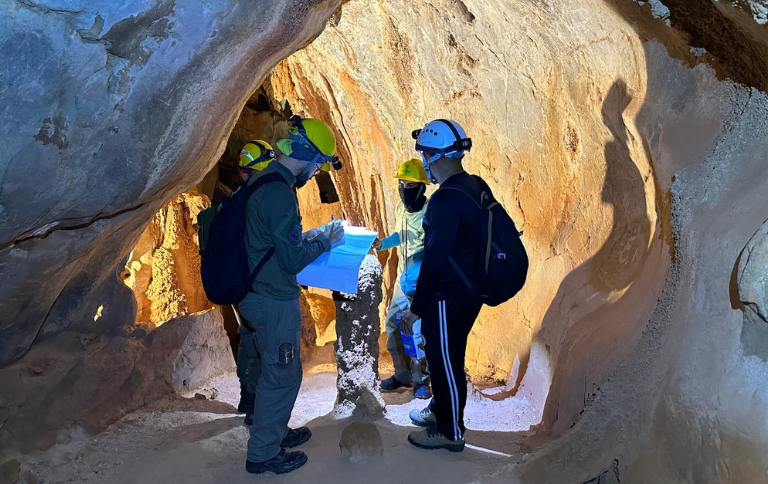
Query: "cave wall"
517 41 768 483
0 0 344 367
266 0 667 423
263 0 768 480
0 0 766 480
122 191 213 326
517 3 768 484
0 0 343 453
0 309 234 453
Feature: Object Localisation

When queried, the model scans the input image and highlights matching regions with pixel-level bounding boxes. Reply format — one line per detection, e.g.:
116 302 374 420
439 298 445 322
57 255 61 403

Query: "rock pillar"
332 254 385 420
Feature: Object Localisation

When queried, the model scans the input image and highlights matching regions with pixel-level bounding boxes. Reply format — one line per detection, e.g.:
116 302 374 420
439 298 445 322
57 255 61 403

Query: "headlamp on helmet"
239 140 276 171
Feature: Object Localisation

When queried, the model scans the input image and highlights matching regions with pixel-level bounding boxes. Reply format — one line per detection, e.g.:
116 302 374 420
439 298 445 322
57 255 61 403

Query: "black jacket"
411 171 485 317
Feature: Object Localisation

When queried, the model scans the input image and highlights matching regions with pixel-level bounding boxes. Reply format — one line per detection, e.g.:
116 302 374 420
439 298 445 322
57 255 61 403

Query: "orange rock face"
264 0 668 428
122 192 214 327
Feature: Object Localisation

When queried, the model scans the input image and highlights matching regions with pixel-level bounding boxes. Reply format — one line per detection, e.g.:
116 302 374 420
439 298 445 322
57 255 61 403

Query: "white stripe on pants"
439 300 462 440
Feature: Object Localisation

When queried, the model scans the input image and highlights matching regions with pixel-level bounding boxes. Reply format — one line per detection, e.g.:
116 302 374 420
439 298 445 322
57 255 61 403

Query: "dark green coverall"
237 161 330 463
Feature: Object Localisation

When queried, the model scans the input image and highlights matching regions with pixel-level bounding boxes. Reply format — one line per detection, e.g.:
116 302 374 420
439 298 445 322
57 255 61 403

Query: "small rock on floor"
339 421 383 463
194 388 219 400
0 459 20 484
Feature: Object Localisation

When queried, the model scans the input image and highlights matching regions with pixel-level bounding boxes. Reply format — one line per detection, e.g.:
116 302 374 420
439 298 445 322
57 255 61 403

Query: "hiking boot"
414 384 431 399
409 405 437 427
381 376 410 391
237 390 255 414
245 449 308 474
281 426 312 448
407 427 465 453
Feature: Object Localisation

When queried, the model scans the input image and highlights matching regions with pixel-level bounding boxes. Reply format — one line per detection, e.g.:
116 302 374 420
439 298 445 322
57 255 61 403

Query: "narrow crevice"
14 0 83 15
0 202 147 251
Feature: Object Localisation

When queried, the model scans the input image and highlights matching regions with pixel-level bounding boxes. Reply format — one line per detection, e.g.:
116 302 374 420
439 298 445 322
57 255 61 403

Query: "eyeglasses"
398 180 420 188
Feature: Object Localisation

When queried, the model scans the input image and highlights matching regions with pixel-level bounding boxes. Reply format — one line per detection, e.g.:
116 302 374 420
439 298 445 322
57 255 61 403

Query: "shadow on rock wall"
520 2 768 480
536 80 653 437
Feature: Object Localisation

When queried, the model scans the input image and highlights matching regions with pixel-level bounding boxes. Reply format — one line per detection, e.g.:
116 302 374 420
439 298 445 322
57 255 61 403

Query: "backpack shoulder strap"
439 185 480 208
440 178 496 283
439 183 492 209
244 171 290 197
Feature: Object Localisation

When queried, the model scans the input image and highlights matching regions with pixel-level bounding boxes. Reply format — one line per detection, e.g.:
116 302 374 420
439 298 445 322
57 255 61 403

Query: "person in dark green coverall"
233 140 276 425
239 117 345 475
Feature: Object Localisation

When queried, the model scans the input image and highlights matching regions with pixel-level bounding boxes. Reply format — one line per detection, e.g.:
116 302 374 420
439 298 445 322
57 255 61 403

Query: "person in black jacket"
399 119 486 452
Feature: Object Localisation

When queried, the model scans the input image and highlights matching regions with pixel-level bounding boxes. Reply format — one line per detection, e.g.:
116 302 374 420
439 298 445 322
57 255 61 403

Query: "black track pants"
421 291 482 441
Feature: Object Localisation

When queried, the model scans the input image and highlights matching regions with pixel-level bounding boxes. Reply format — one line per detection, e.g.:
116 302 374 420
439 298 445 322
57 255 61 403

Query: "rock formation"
265 0 768 480
122 191 213 326
269 0 668 439
0 0 343 454
0 309 234 452
332 255 385 420
0 0 344 367
735 220 768 359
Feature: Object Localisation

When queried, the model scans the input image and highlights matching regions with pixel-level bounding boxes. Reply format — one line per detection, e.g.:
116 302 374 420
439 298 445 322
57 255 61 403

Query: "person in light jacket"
374 158 432 400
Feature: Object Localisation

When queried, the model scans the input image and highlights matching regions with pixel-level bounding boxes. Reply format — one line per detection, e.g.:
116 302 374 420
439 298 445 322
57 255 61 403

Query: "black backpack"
443 176 528 307
198 172 288 305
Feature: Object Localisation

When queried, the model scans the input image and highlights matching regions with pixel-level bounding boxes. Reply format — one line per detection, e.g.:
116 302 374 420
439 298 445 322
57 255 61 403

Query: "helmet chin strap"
421 152 440 183
422 151 461 183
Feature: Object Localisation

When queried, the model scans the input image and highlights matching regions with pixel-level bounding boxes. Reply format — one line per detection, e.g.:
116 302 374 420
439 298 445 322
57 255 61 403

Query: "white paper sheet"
297 225 378 294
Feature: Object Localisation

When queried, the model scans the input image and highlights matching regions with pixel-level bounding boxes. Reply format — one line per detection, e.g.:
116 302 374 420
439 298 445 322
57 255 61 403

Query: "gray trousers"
234 306 260 394
238 292 303 463
236 323 260 394
385 282 429 386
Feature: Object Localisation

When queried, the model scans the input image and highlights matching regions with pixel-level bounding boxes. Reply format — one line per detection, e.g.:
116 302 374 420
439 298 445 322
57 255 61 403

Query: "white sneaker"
409 406 436 427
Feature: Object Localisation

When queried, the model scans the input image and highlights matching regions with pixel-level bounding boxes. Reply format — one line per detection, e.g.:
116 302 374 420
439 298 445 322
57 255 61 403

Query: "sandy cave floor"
18 347 533 484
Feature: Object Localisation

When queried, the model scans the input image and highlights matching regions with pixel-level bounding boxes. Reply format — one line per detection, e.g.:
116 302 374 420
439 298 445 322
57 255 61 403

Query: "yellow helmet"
239 140 275 171
276 116 340 167
395 158 430 184
298 118 336 157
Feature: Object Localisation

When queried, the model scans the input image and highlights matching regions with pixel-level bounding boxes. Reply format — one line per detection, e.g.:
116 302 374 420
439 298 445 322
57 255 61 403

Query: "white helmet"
412 119 472 181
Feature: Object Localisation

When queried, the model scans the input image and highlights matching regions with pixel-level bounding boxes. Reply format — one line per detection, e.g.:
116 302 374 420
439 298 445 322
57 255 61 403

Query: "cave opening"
113 0 674 444
120 80 344 361
119 58 552 437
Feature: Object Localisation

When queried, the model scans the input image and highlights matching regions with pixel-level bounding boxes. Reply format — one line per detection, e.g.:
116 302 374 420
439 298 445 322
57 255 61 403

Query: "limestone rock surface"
269 0 666 431
735 219 768 359
0 0 343 367
122 191 213 326
1 0 768 482
0 309 234 453
0 459 20 484
736 220 768 324
263 0 768 481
